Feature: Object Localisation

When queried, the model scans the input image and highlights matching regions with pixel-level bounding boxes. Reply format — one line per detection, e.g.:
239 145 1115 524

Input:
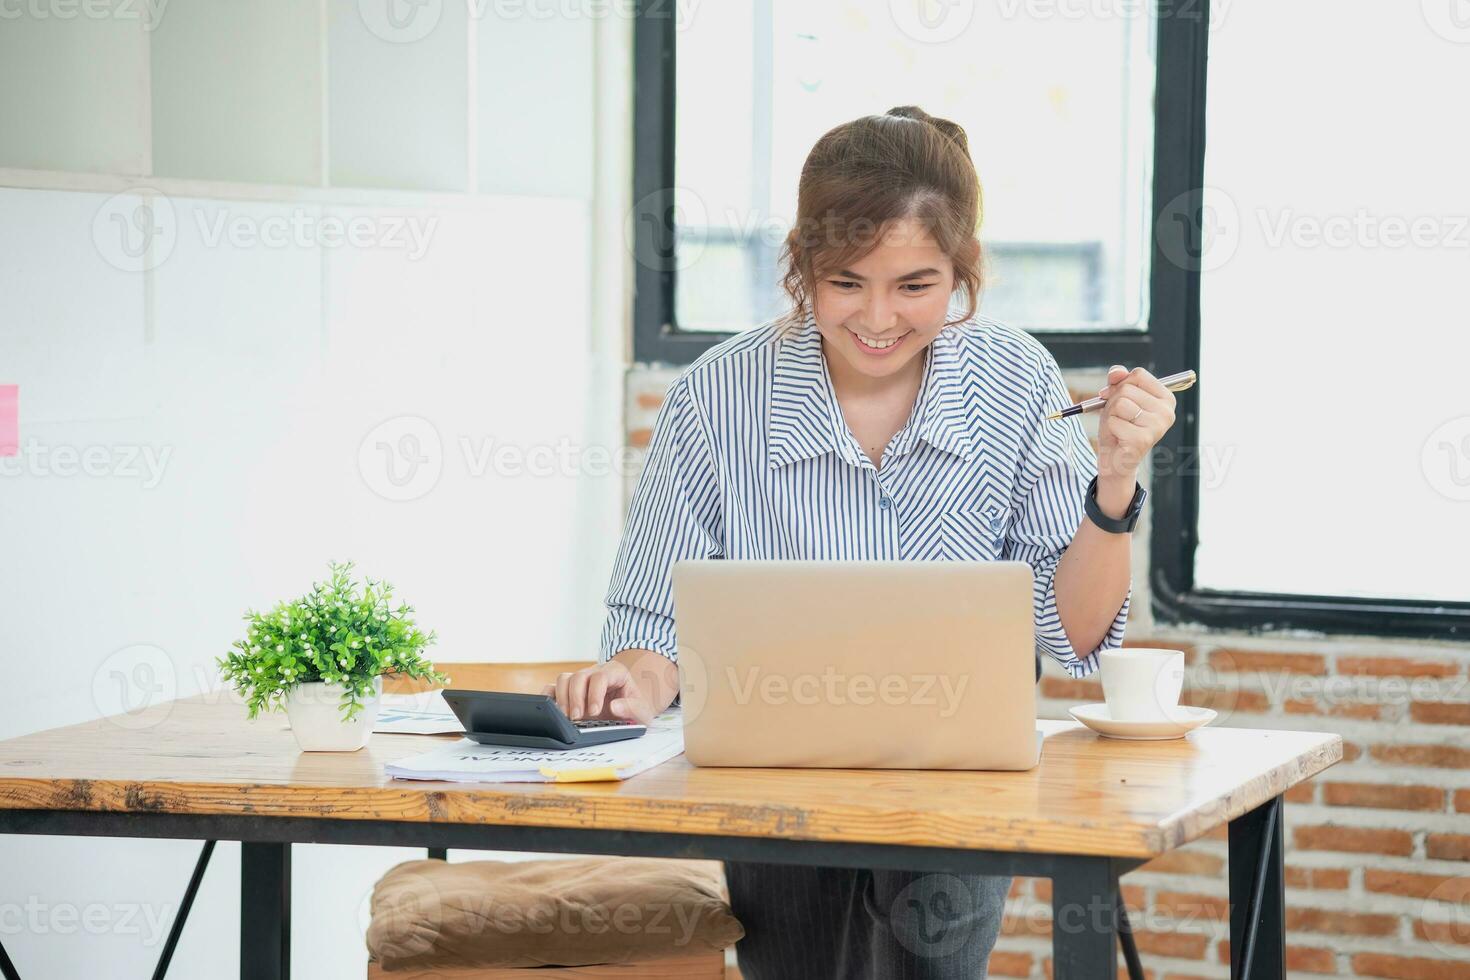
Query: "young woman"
548 106 1177 978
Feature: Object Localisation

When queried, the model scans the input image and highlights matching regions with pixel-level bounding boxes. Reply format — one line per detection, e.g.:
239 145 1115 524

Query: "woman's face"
811 217 956 385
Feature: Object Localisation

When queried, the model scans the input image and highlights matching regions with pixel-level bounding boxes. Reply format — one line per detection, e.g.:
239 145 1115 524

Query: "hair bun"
884 105 969 155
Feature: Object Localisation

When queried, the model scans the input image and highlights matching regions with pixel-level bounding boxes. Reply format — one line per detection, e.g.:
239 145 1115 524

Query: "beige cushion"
366 857 743 971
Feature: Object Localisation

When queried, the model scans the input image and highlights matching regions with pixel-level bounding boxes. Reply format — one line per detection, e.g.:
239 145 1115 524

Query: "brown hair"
777 105 984 331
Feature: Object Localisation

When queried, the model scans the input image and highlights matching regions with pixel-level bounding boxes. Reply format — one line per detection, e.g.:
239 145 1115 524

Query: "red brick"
1039 676 1102 701
1284 698 1386 720
1342 741 1363 762
1333 702 1386 720
1411 702 1470 726
1414 918 1470 948
1284 866 1351 890
1130 928 1209 958
1322 782 1447 812
1286 945 1338 973
1034 878 1051 902
1285 782 1316 804
1294 825 1414 856
1286 905 1399 936
627 428 651 448
1370 744 1470 769
1364 870 1470 901
1338 656 1460 677
985 950 1034 977
1428 834 1470 861
634 392 664 410
1349 952 1470 979
1182 687 1271 713
1456 789 1470 813
1208 649 1326 674
1153 890 1228 923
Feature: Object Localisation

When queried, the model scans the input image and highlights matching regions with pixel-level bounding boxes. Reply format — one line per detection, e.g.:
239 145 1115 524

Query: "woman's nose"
863 296 899 331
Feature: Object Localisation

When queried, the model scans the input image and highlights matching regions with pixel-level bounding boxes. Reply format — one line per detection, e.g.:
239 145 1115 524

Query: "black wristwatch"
1085 475 1147 533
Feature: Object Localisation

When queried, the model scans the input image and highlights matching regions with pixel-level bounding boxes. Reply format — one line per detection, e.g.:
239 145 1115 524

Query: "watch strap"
1085 475 1146 533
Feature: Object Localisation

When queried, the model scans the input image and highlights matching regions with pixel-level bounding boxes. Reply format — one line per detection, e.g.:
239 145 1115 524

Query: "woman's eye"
828 280 859 290
902 283 933 293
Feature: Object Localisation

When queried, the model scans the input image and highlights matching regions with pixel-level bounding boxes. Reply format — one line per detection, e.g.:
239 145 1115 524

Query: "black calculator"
442 690 648 750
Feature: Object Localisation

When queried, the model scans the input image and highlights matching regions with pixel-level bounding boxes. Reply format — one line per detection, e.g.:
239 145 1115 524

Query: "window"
1148 1 1470 638
633 0 1157 366
638 1 1470 639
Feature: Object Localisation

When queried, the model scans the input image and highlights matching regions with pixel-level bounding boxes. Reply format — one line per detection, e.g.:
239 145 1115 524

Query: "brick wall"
625 364 1470 979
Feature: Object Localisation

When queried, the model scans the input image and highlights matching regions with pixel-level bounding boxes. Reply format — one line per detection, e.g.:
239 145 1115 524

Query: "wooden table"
0 665 1341 980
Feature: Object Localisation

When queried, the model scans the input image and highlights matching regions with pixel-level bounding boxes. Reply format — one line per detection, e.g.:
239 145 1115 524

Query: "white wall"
0 4 632 977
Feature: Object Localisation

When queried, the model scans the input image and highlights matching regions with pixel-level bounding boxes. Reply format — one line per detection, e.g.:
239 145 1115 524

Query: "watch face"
1127 486 1147 528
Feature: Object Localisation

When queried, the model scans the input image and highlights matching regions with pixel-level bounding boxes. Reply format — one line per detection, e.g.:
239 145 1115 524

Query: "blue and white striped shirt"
599 308 1129 679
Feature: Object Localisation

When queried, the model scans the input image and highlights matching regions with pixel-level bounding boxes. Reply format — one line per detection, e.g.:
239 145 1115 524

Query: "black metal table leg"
1229 795 1285 980
240 842 290 980
1117 887 1144 980
152 840 216 980
0 935 20 980
1051 857 1120 980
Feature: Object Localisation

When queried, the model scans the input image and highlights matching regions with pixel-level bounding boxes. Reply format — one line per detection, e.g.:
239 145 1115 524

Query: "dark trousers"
723 862 1012 979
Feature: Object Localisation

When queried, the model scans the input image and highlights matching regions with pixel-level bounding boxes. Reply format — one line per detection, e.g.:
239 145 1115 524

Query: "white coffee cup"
1099 648 1185 722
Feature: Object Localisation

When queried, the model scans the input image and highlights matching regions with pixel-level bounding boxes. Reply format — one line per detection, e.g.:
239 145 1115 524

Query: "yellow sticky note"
541 766 620 783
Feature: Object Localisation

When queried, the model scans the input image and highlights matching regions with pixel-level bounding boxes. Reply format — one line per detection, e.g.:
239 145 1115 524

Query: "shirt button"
878 496 892 511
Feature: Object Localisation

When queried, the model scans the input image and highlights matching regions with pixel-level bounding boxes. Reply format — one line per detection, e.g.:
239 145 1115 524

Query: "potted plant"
218 561 449 751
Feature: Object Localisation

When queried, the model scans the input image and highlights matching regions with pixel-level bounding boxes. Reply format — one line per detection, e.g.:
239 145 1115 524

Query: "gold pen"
1043 369 1198 421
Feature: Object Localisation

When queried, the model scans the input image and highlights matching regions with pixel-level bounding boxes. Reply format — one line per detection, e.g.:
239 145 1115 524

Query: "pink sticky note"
0 385 16 456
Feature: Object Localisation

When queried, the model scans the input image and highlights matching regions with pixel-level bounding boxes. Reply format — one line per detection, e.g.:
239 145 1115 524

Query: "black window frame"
632 0 1470 640
1146 2 1468 640
630 4 1151 370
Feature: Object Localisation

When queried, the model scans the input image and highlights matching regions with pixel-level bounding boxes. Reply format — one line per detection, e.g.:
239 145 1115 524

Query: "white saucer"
1068 703 1216 740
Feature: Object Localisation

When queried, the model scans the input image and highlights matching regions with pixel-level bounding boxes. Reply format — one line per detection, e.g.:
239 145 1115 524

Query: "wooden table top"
0 684 1340 859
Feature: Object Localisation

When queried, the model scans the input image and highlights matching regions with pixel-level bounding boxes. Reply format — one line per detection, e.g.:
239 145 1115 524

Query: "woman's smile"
847 326 912 355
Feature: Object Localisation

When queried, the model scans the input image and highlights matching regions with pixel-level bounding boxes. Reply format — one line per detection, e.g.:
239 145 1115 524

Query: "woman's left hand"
1094 364 1177 486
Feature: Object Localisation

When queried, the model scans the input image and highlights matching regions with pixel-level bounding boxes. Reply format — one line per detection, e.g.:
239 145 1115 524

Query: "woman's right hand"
543 659 657 726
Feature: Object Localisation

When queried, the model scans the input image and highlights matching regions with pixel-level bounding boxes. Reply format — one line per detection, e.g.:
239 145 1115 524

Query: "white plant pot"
284 677 382 752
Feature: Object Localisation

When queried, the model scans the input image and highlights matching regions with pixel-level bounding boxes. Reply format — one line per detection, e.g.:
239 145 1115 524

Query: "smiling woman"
775 108 985 465
544 104 1174 980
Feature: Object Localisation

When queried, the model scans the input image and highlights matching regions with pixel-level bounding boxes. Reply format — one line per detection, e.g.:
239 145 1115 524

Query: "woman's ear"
959 236 981 265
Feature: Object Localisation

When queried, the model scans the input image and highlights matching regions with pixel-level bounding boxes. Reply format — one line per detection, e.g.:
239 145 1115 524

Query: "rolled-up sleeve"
1003 352 1130 678
598 376 724 664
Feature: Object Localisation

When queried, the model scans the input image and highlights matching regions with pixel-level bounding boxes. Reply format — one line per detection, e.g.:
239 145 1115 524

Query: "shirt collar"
767 309 977 469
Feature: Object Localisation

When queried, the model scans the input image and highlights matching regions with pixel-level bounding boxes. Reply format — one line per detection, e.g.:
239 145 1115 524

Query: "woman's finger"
553 672 573 715
607 694 654 726
1111 396 1144 424
1113 382 1171 415
585 670 610 718
1127 366 1172 400
1099 364 1130 398
571 667 603 720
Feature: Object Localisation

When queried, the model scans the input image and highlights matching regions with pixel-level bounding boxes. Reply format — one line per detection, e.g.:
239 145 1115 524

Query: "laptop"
670 559 1043 771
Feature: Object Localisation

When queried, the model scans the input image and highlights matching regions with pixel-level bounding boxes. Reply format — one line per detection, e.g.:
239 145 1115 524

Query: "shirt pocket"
939 504 1008 562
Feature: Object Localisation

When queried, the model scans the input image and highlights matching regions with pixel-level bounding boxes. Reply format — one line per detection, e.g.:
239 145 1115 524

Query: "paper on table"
373 690 463 735
384 709 684 783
